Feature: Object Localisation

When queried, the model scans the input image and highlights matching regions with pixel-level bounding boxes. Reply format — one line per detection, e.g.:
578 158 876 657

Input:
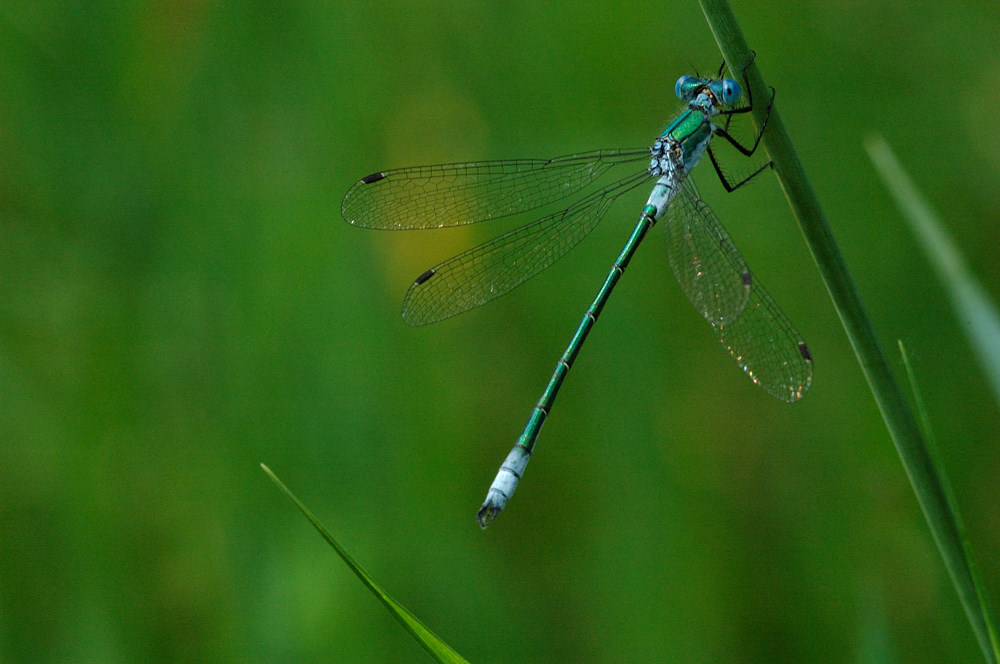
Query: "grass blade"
867 135 1000 407
261 464 471 664
698 1 999 661
857 582 899 664
897 342 1000 661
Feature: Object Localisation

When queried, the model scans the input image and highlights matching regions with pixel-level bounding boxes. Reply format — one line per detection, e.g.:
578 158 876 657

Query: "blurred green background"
2 1 999 662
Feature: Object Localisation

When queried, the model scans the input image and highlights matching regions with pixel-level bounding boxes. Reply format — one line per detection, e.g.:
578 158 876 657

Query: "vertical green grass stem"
698 1 999 661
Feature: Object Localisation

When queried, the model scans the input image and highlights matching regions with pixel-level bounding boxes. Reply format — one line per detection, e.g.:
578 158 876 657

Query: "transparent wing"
663 177 751 325
342 149 650 230
402 171 651 326
664 177 811 401
713 277 813 402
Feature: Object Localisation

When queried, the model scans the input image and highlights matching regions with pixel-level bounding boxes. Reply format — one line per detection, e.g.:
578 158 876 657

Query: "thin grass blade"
698 2 1000 660
261 464 470 664
867 135 1000 407
856 582 899 664
897 343 1000 662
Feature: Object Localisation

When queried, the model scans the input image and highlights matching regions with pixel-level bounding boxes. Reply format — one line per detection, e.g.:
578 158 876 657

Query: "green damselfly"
342 59 812 527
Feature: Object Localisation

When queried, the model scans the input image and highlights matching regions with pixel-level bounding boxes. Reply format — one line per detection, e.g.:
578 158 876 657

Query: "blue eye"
674 75 697 102
720 78 741 105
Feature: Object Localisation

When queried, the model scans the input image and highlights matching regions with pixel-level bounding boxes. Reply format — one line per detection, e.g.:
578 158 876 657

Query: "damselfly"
342 58 812 527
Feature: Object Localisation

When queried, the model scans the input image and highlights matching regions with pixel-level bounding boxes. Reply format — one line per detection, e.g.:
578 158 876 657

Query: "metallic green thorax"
660 107 714 166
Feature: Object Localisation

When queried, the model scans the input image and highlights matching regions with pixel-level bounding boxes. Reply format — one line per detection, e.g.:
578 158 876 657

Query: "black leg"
707 144 774 193
714 51 775 157
706 52 777 191
713 104 771 157
718 51 766 117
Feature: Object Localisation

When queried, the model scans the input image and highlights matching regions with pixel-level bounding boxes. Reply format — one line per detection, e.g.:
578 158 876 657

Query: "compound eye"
674 75 697 101
720 78 742 105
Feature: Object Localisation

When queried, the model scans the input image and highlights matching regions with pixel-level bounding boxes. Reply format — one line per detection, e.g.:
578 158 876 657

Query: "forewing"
342 149 649 230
